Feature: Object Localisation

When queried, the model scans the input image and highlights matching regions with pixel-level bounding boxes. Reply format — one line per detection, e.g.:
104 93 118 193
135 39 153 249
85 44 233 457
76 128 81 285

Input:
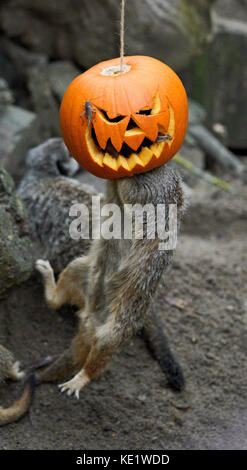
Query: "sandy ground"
0 165 246 450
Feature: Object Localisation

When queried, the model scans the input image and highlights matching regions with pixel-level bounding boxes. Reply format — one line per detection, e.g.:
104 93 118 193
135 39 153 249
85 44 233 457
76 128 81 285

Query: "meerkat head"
26 138 79 178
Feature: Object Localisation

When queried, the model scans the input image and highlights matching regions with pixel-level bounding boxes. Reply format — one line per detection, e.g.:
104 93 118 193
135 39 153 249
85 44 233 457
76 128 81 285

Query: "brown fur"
17 138 185 393
34 165 186 398
0 345 24 382
0 376 35 426
0 345 32 426
0 159 186 424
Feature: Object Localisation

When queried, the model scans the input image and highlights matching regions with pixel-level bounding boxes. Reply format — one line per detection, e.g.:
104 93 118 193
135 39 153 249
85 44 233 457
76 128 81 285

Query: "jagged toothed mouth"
85 105 175 174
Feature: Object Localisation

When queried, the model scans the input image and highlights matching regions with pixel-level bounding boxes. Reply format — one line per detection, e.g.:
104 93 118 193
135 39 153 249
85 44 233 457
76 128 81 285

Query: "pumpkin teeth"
139 147 153 165
117 155 130 171
86 126 104 166
167 102 175 147
92 153 104 166
150 142 165 159
127 154 145 171
86 101 174 172
86 123 166 171
103 152 118 171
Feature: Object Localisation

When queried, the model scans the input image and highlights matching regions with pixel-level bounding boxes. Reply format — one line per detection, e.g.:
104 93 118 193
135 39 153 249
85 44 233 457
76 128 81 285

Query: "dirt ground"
0 164 246 450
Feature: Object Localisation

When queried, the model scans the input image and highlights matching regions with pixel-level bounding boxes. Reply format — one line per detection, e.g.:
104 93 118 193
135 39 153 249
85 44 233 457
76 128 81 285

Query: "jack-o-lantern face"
60 56 188 179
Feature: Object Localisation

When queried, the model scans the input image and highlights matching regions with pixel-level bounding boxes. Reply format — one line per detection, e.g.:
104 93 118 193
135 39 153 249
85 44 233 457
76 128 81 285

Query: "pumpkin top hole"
100 64 131 76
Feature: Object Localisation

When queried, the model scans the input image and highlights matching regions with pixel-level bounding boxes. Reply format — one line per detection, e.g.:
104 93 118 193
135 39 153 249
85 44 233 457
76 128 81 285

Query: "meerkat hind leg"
36 323 92 385
58 321 119 398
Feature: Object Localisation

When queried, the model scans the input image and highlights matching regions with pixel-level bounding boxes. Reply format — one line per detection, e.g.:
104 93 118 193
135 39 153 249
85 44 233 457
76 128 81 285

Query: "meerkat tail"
0 375 35 426
35 347 78 385
24 354 60 376
142 309 185 391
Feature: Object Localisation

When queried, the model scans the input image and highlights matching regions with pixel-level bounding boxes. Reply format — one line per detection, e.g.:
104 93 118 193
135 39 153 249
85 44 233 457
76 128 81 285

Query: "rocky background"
0 0 247 450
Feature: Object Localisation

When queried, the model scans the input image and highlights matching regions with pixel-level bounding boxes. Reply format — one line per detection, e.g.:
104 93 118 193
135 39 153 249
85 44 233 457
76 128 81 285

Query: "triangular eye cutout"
98 108 126 123
131 114 156 141
93 111 130 152
131 92 170 141
131 113 169 141
134 93 160 116
135 107 152 116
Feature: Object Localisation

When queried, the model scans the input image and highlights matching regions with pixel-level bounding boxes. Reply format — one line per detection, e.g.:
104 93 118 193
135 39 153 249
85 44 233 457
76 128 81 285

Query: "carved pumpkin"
60 56 188 179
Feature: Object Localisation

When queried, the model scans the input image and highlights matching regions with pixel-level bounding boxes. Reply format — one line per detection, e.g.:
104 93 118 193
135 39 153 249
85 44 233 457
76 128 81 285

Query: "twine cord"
120 0 126 73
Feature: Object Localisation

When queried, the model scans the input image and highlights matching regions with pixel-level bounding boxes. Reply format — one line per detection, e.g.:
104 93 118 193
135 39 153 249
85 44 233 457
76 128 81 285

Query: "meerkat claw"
58 382 74 396
58 371 89 399
58 382 79 398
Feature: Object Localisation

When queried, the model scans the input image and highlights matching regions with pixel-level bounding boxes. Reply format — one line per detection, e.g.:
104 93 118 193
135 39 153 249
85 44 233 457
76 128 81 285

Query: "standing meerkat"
0 138 186 424
32 152 186 398
18 138 185 392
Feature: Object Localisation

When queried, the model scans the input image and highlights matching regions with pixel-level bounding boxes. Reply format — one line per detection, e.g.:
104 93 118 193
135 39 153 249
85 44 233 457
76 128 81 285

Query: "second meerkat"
0 345 35 426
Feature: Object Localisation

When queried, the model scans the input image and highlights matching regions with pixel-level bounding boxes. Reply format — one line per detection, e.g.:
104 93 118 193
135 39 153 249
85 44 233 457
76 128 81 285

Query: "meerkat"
0 138 187 425
32 161 186 399
17 137 98 273
18 138 187 390
17 138 185 390
0 345 35 426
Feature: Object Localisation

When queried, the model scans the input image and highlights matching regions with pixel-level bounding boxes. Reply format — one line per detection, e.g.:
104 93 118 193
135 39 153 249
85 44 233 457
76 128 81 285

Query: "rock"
27 62 61 139
188 124 243 172
0 38 59 141
169 99 243 185
0 37 47 78
1 40 81 142
188 99 207 127
28 60 81 138
0 103 38 182
182 3 247 149
207 20 247 149
0 169 34 298
47 61 81 101
0 77 13 108
214 0 247 22
0 0 215 71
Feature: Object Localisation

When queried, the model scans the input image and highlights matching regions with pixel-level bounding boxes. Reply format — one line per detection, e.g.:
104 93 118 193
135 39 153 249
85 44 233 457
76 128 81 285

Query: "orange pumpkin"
60 56 188 179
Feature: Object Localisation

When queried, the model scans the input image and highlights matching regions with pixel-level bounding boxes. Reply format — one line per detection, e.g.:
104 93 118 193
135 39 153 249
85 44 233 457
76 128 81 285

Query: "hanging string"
120 0 126 73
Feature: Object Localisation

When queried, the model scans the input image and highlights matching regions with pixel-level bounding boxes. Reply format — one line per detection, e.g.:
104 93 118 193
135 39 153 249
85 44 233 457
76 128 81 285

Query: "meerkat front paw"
36 259 53 279
58 370 90 399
